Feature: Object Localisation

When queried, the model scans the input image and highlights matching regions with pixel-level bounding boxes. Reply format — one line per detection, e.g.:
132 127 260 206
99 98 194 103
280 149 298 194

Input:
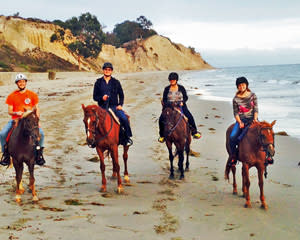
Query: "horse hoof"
117 187 123 194
124 175 130 183
100 187 106 192
233 191 238 195
169 175 174 180
185 168 189 172
32 196 39 202
15 195 21 203
179 175 185 180
244 203 252 208
260 203 268 210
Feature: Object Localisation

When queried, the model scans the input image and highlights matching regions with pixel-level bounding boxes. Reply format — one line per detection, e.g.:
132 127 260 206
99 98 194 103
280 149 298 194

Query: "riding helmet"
15 73 27 83
236 76 248 88
102 62 113 70
168 72 179 81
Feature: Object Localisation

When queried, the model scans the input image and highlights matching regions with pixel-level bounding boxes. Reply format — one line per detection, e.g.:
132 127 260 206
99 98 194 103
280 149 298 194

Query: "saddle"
5 121 17 142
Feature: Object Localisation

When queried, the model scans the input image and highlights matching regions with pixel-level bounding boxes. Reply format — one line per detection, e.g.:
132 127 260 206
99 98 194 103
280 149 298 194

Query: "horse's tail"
225 161 231 181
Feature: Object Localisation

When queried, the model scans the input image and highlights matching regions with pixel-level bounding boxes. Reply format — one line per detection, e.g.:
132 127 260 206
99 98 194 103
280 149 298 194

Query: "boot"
35 146 45 166
0 146 10 166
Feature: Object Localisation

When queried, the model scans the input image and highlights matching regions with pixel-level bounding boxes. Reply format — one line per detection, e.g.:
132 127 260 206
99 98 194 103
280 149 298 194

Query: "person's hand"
14 111 23 116
103 95 109 101
116 105 122 110
239 121 245 128
253 118 258 123
180 102 183 106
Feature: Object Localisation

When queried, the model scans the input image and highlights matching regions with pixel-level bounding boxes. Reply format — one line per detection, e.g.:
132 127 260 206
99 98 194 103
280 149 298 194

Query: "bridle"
84 109 113 147
258 125 275 178
22 114 40 146
164 107 184 137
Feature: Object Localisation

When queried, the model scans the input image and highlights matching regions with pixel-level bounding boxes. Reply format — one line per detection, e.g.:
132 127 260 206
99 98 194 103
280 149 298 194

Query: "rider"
93 62 133 146
158 72 201 143
229 76 258 165
0 73 46 166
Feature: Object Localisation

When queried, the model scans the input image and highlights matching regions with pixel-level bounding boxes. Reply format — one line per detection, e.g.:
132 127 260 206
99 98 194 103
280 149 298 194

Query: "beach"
0 71 299 240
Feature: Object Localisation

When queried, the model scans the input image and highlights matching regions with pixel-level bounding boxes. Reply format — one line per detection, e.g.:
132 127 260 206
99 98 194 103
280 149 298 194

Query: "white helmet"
15 73 27 83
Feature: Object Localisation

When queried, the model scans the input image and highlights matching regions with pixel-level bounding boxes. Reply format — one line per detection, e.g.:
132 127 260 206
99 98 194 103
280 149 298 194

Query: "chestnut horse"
8 109 40 202
225 120 276 209
162 105 191 179
82 104 130 193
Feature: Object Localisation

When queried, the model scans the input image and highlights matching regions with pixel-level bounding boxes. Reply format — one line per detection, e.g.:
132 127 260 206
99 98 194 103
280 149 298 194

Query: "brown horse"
82 104 130 193
225 120 276 209
8 109 40 202
162 105 191 179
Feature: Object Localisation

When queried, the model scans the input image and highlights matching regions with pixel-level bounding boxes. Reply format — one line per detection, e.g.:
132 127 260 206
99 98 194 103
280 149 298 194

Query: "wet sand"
0 71 299 240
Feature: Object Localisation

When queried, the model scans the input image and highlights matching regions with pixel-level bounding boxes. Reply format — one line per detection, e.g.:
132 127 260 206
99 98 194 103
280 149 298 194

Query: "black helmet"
168 72 179 81
236 76 248 88
102 62 113 70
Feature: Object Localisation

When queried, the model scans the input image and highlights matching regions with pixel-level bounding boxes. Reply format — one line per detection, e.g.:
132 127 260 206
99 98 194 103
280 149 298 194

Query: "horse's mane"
250 121 272 129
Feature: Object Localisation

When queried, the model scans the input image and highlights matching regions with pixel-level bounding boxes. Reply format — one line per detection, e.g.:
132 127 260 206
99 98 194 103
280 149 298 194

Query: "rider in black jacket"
93 62 132 146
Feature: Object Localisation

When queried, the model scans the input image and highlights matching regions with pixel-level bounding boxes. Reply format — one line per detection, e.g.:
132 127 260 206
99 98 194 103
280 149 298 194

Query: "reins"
257 125 275 178
166 108 184 137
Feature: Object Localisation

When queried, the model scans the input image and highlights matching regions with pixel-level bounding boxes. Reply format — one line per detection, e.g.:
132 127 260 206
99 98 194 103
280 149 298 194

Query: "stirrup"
0 154 10 166
158 137 165 143
125 138 133 146
193 132 201 139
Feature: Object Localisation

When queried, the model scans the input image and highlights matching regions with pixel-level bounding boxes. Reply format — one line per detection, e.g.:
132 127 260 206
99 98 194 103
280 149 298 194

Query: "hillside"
0 15 213 72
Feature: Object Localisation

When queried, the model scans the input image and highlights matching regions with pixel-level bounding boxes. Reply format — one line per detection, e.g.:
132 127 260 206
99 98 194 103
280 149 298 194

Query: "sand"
0 71 299 240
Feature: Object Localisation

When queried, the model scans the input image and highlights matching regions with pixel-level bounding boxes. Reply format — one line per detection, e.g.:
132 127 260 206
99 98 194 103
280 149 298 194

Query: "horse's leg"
178 150 184 180
96 148 107 192
123 145 130 183
14 161 24 203
111 145 122 193
185 143 190 171
167 142 174 179
242 164 251 208
28 161 38 202
231 165 237 195
258 165 268 210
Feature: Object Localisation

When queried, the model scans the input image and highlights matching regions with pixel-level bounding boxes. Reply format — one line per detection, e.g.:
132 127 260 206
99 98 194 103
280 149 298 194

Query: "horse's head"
21 108 40 143
162 105 182 135
257 120 276 157
82 104 99 148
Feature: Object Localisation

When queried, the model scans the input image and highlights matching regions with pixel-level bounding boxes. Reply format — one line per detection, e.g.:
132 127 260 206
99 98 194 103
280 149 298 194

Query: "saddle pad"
108 108 120 125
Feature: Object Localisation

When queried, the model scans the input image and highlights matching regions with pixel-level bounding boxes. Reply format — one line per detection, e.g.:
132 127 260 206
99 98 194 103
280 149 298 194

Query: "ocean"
181 64 300 140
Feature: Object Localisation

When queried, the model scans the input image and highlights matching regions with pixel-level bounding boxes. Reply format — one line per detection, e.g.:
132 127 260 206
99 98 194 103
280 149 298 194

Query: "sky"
2 0 300 67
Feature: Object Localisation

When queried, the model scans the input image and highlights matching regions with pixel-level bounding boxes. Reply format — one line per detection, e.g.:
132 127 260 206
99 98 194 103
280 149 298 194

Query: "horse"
225 120 276 209
7 109 41 203
161 104 191 179
82 104 130 193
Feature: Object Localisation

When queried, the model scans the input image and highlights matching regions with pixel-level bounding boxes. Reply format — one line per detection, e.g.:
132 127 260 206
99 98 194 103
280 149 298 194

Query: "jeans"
229 119 251 155
111 107 132 138
0 120 45 152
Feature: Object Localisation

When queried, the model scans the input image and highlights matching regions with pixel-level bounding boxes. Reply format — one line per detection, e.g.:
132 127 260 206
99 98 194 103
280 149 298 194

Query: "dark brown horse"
225 120 276 209
162 105 191 179
8 109 40 202
82 104 130 193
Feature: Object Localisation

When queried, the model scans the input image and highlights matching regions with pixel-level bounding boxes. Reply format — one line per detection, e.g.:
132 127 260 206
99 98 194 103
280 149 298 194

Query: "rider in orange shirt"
0 73 45 166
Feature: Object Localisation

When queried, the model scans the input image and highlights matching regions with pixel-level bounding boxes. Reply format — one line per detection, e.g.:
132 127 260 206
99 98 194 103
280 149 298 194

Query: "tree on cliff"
52 13 105 58
110 16 157 47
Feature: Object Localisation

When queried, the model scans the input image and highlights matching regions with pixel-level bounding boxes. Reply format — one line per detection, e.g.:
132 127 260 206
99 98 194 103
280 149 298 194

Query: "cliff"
0 16 213 72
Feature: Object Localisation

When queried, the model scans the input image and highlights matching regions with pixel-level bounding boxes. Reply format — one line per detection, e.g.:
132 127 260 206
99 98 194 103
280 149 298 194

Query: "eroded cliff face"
0 16 213 72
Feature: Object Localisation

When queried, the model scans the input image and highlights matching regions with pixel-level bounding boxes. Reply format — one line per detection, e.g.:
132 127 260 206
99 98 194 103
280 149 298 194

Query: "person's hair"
168 72 179 81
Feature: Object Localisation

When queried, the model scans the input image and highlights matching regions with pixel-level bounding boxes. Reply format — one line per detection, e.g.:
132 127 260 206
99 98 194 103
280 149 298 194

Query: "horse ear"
81 104 85 110
271 120 276 127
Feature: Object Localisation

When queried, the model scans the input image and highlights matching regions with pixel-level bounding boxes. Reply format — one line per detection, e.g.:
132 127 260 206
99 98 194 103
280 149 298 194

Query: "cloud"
155 18 300 51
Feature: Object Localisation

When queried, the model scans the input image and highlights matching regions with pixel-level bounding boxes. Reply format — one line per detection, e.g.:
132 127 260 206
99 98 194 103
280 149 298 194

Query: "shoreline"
0 71 299 239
